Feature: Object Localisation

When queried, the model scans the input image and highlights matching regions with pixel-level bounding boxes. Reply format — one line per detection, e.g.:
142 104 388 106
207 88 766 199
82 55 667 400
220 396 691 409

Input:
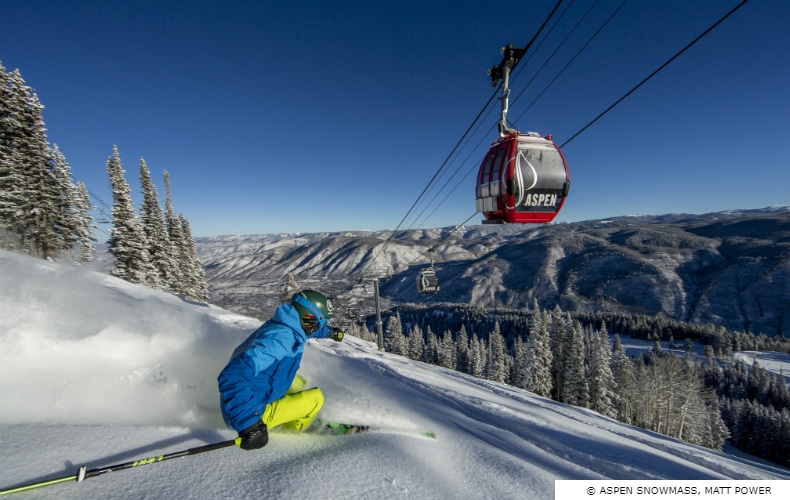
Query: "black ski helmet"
291 289 333 334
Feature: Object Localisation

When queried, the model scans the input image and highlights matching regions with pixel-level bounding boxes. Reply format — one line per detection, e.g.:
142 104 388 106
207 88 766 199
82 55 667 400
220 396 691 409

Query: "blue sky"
1 0 788 237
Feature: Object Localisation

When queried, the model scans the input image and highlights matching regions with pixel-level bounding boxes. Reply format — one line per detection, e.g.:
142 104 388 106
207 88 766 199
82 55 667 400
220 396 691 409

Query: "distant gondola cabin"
416 268 439 295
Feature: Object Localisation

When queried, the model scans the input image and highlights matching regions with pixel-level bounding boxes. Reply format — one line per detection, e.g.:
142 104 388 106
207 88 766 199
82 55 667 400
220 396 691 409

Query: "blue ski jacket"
217 303 331 432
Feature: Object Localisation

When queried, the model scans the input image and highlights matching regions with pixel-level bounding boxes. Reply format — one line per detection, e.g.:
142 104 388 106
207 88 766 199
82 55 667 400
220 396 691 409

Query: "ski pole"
0 437 241 495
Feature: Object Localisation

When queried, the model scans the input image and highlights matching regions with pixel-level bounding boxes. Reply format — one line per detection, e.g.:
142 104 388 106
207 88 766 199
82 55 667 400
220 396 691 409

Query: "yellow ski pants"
261 375 324 431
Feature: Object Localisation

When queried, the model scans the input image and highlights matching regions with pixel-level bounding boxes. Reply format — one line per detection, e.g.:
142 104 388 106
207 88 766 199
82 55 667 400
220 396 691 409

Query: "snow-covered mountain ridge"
197 207 790 337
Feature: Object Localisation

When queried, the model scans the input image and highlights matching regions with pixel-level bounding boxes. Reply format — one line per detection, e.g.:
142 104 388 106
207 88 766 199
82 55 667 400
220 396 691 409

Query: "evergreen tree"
486 321 508 383
10 74 60 258
139 158 175 290
0 61 21 234
74 181 96 262
162 170 185 288
1 64 93 260
158 171 208 301
704 344 715 364
424 326 439 364
470 333 486 378
611 334 636 423
384 312 407 355
106 146 155 284
511 335 527 388
524 309 553 397
561 320 589 407
587 324 616 417
456 324 470 374
705 397 729 450
407 325 425 361
439 329 457 370
0 67 29 245
49 145 80 255
178 213 209 301
549 306 568 401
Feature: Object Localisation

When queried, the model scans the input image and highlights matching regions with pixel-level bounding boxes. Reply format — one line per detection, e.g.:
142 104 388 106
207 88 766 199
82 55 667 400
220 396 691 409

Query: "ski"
316 420 436 439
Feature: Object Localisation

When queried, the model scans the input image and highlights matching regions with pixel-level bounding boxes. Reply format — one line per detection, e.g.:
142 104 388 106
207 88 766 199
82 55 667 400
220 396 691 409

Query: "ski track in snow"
311 339 790 484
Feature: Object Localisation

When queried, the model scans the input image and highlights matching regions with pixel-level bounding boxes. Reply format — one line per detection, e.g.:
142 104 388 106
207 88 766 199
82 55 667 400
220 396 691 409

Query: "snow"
734 351 790 385
1 249 789 499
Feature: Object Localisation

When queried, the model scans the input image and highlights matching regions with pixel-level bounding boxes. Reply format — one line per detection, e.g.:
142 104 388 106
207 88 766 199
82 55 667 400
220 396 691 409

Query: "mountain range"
196 206 790 338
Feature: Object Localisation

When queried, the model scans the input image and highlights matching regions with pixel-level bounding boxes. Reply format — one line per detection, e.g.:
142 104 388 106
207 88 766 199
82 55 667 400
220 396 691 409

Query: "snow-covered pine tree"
10 76 61 258
139 159 176 291
177 213 208 301
470 334 486 379
384 311 407 355
162 170 185 290
106 146 155 284
549 306 568 401
439 329 457 370
611 333 636 423
50 145 80 255
1 65 92 260
587 323 617 417
511 336 527 388
407 324 425 361
161 171 208 301
0 64 27 248
454 324 470 374
561 320 589 407
74 181 96 262
524 308 553 397
704 397 730 450
486 321 508 383
424 325 439 364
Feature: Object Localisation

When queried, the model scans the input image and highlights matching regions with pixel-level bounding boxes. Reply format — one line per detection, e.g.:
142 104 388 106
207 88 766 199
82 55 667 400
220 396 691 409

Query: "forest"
0 62 207 301
345 303 790 467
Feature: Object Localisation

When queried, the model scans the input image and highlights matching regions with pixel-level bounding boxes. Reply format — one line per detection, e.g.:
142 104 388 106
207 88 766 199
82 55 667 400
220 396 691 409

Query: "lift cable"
560 0 749 149
393 211 479 277
503 0 582 131
408 0 590 229
361 90 498 280
511 0 626 126
396 0 563 235
412 0 748 231
406 0 570 230
360 1 564 281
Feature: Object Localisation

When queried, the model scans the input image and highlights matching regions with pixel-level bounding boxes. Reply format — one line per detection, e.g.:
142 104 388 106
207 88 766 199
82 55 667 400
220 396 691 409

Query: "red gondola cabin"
475 131 570 224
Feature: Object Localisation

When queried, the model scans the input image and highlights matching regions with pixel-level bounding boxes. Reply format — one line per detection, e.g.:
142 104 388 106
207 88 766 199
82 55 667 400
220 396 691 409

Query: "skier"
217 289 344 450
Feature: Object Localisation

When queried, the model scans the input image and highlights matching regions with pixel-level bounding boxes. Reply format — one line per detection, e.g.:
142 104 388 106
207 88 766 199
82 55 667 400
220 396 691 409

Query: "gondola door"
475 138 511 221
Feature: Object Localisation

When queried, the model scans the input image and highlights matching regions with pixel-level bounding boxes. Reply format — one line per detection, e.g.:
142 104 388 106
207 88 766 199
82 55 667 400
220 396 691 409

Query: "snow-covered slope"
1 249 788 499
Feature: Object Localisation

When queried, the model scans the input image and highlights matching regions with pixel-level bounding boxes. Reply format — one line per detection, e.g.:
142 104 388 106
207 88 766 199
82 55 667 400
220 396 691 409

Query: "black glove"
330 327 344 342
238 420 268 450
